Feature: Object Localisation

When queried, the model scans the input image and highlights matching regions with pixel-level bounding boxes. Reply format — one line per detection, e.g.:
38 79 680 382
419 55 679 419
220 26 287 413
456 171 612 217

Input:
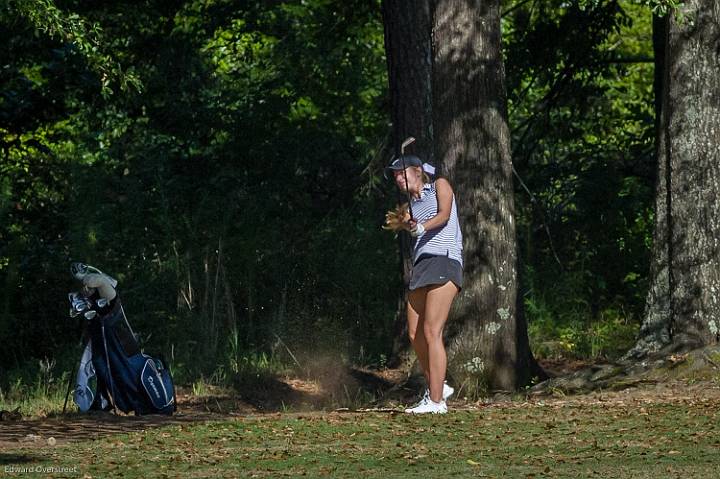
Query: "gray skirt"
409 254 463 291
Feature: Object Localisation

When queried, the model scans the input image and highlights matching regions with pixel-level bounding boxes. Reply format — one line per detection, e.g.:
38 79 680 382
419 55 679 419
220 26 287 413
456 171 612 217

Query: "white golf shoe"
442 382 454 400
404 397 448 414
421 382 454 402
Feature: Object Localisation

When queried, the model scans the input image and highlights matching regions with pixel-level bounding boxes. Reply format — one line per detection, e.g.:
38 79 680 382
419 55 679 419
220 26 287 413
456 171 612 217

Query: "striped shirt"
412 181 463 267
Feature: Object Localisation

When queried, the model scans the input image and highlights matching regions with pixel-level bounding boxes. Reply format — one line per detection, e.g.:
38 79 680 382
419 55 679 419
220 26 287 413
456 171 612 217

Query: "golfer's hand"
409 220 425 237
382 203 411 232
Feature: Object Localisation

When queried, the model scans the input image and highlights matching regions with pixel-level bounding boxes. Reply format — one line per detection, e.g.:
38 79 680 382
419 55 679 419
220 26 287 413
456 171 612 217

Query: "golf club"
400 136 416 219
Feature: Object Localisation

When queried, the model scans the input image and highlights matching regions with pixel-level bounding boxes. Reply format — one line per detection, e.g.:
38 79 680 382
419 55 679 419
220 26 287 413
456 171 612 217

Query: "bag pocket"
140 357 175 413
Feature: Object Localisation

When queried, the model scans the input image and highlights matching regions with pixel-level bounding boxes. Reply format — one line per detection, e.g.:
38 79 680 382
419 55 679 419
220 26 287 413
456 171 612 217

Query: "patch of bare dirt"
0 410 211 450
0 370 391 449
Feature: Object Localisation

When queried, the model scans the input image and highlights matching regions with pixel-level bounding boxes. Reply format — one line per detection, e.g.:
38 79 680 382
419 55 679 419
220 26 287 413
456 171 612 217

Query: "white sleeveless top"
411 181 463 267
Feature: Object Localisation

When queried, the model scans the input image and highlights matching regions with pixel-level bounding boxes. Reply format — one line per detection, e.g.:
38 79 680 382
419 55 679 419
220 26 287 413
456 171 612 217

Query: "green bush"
526 282 639 361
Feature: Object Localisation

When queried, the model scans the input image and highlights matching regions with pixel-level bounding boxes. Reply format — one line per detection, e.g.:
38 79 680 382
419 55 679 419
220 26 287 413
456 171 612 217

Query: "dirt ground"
2 359 719 450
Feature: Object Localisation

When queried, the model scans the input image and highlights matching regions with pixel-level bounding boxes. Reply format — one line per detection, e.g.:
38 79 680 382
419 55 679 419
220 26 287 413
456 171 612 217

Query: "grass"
0 374 70 419
3 396 719 478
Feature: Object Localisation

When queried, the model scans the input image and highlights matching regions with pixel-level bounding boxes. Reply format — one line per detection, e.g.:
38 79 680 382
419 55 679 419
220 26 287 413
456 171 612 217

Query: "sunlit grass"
4 395 719 478
0 359 71 418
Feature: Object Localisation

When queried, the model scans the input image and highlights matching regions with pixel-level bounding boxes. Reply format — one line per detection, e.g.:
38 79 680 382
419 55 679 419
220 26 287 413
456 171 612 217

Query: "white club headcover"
71 263 118 286
82 273 117 301
71 263 118 301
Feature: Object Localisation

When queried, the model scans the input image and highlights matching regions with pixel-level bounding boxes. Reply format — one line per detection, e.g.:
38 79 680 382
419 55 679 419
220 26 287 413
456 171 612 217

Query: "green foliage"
0 356 72 417
630 0 683 16
1 0 395 384
505 0 655 357
7 0 142 95
525 271 640 360
1 0 666 389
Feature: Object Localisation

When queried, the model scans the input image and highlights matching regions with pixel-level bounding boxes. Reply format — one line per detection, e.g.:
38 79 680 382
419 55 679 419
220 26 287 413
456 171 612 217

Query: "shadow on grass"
0 411 221 447
0 453 39 465
0 366 421 446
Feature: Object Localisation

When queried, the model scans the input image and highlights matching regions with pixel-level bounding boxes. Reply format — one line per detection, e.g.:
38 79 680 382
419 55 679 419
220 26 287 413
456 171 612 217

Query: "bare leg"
423 281 459 402
407 287 430 382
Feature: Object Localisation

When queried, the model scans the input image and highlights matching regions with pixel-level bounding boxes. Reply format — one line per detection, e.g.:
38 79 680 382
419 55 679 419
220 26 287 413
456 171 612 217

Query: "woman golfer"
385 154 463 414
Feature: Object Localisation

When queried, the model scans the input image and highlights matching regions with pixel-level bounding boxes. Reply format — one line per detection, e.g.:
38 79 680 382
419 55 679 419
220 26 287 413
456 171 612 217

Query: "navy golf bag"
69 263 176 415
86 298 176 415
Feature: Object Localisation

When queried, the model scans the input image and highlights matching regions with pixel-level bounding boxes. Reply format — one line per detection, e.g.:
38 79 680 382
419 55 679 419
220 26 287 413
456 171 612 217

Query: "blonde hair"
412 166 431 185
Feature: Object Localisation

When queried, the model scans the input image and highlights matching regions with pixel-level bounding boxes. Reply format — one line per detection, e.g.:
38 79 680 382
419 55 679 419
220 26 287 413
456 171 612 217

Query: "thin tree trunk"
432 0 542 390
382 0 434 161
625 13 671 359
382 0 434 365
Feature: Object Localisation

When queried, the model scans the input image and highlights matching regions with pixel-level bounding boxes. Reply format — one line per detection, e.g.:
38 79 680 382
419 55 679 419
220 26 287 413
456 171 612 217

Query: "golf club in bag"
66 263 176 415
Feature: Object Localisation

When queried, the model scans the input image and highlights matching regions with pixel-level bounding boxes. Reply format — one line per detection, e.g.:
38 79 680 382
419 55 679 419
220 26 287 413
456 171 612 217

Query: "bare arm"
418 178 454 231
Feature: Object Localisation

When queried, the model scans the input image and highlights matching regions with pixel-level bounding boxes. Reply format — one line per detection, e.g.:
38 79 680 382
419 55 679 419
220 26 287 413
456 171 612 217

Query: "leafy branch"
7 0 142 96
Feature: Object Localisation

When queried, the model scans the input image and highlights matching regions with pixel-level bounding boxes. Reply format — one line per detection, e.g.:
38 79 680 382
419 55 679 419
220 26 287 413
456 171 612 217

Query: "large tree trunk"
381 0 434 365
432 0 542 390
628 0 720 358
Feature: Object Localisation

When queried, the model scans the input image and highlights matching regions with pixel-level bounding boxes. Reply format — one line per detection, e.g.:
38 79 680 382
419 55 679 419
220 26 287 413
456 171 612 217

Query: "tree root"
528 345 720 396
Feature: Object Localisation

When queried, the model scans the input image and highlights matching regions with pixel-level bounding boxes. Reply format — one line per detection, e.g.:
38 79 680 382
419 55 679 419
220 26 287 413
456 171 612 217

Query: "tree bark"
628 0 720 358
381 0 434 161
625 14 672 358
381 0 435 365
432 0 542 390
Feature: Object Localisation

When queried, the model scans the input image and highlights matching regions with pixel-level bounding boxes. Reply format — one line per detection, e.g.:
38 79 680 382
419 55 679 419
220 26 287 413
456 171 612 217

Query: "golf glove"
410 222 425 237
